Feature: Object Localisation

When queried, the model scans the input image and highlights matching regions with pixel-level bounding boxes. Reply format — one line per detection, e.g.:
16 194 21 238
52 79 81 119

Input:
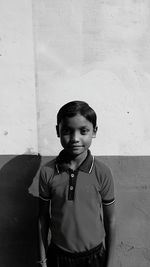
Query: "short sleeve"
100 167 115 206
39 167 51 201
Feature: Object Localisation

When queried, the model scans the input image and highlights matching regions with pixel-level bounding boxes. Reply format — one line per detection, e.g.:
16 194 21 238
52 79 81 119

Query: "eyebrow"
80 126 90 129
62 125 90 130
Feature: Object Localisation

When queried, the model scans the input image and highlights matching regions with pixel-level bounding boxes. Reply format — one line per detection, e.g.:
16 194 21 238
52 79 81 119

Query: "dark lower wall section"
98 156 150 267
0 155 41 267
0 155 150 267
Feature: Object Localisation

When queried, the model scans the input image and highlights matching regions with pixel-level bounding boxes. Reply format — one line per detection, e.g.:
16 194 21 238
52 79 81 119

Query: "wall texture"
0 0 37 154
33 0 150 156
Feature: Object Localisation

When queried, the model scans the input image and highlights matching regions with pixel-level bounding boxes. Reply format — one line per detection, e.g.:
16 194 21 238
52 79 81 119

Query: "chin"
71 150 86 156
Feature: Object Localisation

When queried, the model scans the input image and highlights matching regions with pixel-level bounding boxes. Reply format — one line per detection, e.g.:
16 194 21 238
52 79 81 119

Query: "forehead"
60 114 93 128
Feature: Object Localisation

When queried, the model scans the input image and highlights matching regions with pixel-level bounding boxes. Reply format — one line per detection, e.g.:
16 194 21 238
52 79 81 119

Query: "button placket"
68 170 77 201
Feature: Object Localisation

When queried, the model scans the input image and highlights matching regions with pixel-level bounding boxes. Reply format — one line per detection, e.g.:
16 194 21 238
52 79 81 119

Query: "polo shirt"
39 150 115 253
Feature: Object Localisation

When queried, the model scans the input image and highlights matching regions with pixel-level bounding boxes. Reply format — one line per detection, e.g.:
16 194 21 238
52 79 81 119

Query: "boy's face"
56 114 97 157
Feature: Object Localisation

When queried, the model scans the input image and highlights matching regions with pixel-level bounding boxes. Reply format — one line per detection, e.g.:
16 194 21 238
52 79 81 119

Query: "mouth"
69 145 83 148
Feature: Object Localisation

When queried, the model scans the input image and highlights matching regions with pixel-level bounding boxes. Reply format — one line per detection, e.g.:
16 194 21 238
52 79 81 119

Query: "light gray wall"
1 1 150 155
0 0 37 154
33 0 150 156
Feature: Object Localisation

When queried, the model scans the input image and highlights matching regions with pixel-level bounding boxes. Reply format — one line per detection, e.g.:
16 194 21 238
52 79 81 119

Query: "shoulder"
94 157 115 204
40 157 57 183
94 157 113 176
93 157 114 187
39 158 58 200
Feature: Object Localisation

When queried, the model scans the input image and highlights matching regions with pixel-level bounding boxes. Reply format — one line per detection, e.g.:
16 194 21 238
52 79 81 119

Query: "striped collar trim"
55 150 94 174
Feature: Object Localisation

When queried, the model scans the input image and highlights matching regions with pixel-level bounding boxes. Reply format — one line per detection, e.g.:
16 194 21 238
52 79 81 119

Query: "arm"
38 198 50 267
103 202 116 267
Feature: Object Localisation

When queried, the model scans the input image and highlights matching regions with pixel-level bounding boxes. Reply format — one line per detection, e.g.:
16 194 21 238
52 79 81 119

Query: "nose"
71 131 80 143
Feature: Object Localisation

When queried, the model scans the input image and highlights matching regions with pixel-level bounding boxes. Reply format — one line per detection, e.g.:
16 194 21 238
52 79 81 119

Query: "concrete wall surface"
0 155 150 267
0 0 38 154
33 0 150 156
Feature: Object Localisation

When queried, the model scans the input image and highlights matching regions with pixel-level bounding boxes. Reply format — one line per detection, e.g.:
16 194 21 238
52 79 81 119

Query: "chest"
49 171 102 205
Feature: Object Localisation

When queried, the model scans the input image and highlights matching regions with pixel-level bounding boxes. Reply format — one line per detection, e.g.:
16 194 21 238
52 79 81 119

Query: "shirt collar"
56 150 94 174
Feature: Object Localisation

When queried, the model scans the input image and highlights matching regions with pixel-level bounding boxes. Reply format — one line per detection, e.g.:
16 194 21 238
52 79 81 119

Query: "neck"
68 151 88 170
59 150 88 171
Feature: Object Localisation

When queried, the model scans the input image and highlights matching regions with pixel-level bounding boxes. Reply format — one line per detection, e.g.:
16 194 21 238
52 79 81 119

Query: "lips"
69 145 83 148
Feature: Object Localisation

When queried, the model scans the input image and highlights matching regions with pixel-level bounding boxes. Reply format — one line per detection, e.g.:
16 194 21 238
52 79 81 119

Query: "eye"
62 128 71 135
80 128 89 135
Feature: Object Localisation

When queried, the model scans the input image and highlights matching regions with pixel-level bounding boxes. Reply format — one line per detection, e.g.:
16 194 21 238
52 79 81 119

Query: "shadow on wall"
0 154 41 267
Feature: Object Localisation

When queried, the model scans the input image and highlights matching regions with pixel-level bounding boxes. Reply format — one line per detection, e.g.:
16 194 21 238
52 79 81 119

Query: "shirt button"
70 186 74 191
71 174 74 178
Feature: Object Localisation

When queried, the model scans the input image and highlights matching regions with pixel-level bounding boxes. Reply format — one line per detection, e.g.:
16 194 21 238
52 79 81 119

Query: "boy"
38 101 116 267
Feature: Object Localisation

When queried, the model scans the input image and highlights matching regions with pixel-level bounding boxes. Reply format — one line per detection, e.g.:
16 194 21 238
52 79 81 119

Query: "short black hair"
57 100 97 128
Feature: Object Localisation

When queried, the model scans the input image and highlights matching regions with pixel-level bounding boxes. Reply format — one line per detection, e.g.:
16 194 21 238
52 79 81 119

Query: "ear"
92 126 98 138
56 125 60 137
